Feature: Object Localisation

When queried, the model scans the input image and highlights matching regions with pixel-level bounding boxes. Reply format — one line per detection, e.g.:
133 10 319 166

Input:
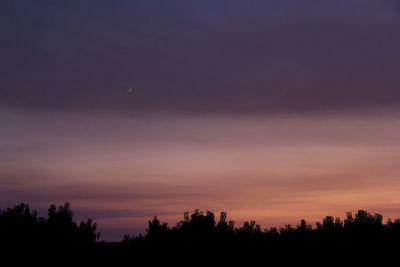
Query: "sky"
1 0 400 240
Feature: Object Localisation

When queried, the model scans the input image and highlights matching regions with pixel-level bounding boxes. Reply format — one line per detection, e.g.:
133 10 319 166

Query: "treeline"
2 203 400 263
122 209 400 256
0 202 98 250
124 208 400 245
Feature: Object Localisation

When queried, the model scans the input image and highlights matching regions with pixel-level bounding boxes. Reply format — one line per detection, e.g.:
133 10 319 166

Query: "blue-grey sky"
2 1 400 241
1 0 400 114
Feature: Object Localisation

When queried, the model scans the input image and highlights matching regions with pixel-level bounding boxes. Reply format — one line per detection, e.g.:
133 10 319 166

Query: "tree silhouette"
2 203 400 264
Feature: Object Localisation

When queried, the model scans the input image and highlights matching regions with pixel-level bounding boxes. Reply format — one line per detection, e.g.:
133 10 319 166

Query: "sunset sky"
1 0 400 240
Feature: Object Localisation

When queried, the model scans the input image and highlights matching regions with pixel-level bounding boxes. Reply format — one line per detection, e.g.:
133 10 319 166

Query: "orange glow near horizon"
2 109 400 240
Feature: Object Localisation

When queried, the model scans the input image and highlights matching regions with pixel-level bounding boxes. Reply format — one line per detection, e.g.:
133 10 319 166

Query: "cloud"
2 1 400 240
1 1 400 115
0 181 207 205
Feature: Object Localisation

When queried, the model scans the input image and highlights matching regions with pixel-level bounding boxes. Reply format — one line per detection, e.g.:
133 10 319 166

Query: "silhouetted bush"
2 203 400 264
0 202 98 253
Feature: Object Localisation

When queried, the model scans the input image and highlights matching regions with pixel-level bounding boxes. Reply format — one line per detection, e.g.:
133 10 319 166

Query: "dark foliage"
0 202 98 259
2 203 400 264
121 208 400 264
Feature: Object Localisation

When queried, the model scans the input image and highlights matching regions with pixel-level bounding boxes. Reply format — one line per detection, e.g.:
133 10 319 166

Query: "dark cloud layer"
1 0 400 114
